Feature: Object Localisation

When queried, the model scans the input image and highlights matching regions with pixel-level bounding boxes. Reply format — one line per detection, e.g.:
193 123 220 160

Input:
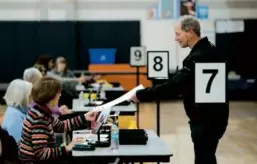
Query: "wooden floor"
138 101 257 164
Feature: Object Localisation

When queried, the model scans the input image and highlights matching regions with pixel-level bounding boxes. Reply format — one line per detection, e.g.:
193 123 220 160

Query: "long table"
72 129 172 163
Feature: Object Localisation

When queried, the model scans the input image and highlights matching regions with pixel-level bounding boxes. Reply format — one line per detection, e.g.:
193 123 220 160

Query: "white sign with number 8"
147 51 169 79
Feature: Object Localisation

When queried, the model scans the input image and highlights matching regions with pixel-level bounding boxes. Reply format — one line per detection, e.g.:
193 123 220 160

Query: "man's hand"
59 105 72 115
84 110 99 121
130 94 140 103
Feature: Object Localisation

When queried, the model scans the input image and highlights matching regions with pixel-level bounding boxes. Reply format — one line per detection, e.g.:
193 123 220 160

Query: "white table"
72 130 172 163
101 87 124 91
75 84 124 92
72 99 137 113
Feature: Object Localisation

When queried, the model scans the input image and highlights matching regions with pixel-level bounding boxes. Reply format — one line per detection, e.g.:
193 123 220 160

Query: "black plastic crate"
119 129 148 145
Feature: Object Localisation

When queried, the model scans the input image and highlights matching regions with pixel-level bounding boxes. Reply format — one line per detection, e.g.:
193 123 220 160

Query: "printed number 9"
135 50 141 61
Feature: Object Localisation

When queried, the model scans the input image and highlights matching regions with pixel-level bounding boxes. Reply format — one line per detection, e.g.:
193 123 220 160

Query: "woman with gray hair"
1 79 33 144
23 67 72 116
23 67 42 84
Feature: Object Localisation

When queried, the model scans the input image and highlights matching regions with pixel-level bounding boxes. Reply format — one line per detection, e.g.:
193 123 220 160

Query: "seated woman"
23 67 72 116
48 56 87 83
18 77 98 164
34 55 55 76
1 79 32 144
47 57 88 108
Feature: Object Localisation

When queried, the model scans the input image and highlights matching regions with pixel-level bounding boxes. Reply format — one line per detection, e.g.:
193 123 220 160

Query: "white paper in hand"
92 84 144 112
91 85 144 133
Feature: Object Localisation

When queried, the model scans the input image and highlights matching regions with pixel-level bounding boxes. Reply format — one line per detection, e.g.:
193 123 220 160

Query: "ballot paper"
91 84 144 133
93 84 144 112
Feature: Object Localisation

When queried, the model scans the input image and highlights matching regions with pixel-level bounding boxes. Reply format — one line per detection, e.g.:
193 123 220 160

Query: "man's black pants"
190 123 227 164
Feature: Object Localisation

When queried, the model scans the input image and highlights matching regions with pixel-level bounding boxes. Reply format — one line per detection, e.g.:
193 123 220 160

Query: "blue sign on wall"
197 5 209 19
89 48 116 64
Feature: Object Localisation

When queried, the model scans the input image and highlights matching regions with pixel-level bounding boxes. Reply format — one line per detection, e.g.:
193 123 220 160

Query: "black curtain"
0 22 15 82
37 21 77 69
0 21 140 82
0 21 77 82
13 22 39 79
216 19 257 79
0 21 38 81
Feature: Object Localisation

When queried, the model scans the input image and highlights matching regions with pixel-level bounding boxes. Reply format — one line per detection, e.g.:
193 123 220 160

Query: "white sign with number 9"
130 46 146 66
147 51 169 79
195 63 226 103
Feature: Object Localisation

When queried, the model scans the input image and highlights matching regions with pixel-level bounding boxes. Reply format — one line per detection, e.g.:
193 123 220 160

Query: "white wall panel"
209 8 257 19
48 10 67 20
0 10 39 20
0 0 39 2
77 9 146 20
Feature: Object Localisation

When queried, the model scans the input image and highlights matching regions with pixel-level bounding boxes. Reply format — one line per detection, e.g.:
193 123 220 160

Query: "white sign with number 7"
195 62 226 103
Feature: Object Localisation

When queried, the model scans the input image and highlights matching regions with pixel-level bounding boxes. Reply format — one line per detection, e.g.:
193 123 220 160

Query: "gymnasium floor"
0 101 256 164
138 101 257 164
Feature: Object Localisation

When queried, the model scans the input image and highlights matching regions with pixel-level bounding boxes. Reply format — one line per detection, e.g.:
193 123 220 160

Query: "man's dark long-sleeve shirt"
136 37 229 126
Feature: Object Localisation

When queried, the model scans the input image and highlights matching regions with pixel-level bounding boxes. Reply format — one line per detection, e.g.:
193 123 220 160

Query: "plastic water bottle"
110 122 119 150
79 91 84 109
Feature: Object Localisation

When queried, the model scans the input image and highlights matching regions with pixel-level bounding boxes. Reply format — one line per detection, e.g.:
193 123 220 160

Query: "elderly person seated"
18 77 98 164
23 67 72 116
1 79 32 144
23 67 42 85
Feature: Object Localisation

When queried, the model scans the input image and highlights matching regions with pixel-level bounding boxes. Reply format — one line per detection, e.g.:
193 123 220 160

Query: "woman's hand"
84 110 99 121
65 137 84 151
59 105 72 115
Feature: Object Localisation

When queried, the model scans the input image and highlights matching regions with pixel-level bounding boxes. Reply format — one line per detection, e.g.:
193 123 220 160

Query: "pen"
74 131 91 134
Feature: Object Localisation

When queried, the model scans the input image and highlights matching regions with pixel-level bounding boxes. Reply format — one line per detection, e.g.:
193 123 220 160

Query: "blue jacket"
1 106 27 144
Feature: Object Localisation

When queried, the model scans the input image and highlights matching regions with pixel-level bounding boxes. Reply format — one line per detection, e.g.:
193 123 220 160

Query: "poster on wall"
197 4 209 19
180 0 196 16
160 0 174 19
147 3 159 19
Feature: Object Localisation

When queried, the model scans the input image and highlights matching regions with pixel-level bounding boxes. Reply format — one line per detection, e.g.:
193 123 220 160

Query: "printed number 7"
203 69 218 93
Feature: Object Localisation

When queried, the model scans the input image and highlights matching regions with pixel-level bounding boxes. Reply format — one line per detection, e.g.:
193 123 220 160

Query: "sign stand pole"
156 100 160 136
130 46 147 129
136 66 140 128
147 51 170 137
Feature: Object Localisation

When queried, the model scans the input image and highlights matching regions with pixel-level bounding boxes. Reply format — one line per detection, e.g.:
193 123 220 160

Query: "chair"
0 127 19 163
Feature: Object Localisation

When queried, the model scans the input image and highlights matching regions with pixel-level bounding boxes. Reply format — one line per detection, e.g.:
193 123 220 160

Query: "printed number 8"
153 56 163 71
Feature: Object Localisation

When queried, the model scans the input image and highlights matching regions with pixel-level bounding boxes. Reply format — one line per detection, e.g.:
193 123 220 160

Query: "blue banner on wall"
197 5 209 19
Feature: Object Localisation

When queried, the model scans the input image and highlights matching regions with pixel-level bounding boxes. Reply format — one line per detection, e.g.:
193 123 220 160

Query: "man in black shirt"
130 15 229 164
